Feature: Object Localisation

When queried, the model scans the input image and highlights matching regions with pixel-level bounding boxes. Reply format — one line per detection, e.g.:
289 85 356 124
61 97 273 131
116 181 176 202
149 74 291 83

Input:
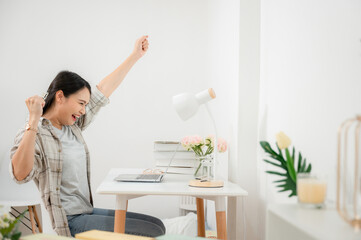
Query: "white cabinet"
266 204 361 240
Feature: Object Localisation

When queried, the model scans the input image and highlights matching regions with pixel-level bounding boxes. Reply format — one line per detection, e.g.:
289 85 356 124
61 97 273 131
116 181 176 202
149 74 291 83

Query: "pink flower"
217 138 227 153
190 135 203 146
181 135 227 155
181 136 192 150
181 135 203 150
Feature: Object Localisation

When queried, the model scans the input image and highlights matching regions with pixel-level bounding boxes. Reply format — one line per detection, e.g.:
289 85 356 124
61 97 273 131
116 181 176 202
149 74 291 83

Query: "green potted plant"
260 132 312 197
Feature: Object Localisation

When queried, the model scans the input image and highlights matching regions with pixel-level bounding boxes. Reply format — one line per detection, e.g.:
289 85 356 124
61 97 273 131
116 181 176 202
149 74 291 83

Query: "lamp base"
188 179 224 188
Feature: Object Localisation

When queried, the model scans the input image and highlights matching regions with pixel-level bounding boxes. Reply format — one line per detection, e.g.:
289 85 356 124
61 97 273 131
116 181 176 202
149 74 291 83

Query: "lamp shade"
173 88 216 121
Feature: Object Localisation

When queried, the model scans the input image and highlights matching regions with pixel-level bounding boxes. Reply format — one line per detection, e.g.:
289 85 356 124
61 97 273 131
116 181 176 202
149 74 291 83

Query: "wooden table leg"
114 196 128 233
215 197 227 240
216 211 227 240
196 198 205 237
114 210 126 233
28 206 37 234
32 205 42 233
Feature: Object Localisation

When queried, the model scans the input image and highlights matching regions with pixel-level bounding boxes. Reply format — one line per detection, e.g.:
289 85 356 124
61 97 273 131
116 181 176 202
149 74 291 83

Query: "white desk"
266 203 361 240
96 168 248 240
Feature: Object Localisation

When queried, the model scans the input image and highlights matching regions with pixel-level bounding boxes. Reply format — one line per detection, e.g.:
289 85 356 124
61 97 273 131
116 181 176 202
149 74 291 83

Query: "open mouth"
72 115 78 121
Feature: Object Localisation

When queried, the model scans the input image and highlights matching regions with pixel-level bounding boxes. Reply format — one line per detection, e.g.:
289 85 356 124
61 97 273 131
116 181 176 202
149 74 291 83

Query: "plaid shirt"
9 86 109 237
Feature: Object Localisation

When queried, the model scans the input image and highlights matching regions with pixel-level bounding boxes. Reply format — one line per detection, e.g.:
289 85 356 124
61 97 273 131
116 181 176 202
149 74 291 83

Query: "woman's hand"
97 35 150 98
25 96 45 121
131 35 149 59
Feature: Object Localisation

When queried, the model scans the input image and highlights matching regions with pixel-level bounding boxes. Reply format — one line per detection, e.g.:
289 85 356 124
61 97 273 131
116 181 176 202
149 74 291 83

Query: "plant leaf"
301 159 306 172
278 188 291 192
288 192 296 197
279 178 297 196
266 171 287 177
11 231 22 240
306 163 312 173
261 141 287 169
260 141 278 156
297 152 302 172
268 154 287 167
285 148 297 183
264 159 282 168
276 183 289 188
261 141 298 198
277 144 284 160
273 178 287 183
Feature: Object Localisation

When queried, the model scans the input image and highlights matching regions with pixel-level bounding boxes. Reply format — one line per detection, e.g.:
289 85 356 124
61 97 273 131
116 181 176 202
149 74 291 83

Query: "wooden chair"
0 148 44 234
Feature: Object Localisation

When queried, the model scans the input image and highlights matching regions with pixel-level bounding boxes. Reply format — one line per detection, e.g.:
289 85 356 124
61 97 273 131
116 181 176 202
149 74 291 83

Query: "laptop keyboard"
136 174 161 180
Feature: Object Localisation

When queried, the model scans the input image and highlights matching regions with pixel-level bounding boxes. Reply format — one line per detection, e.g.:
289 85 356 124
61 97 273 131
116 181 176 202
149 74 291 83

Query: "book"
156 235 208 240
155 159 198 168
153 151 195 160
75 230 154 240
153 141 187 152
21 234 74 240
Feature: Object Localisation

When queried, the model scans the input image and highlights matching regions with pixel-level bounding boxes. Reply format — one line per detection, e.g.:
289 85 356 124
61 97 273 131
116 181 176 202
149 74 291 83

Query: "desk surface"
96 168 248 197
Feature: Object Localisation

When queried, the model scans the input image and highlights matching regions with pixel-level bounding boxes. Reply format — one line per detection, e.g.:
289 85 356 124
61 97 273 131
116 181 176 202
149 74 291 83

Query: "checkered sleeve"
9 128 44 184
76 85 110 131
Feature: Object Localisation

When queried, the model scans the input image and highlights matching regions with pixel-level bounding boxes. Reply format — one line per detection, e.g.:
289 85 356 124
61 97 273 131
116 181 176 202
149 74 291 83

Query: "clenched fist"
25 96 45 121
132 35 149 59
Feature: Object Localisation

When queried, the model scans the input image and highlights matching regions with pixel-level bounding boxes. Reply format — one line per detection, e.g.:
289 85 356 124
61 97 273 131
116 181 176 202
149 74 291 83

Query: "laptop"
114 143 181 183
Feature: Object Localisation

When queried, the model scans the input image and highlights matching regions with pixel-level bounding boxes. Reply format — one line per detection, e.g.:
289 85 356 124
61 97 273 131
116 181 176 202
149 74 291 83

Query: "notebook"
114 143 181 183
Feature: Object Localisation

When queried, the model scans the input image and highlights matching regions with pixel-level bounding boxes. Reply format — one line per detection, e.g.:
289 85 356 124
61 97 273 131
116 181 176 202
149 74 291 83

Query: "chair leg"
32 205 42 233
28 206 37 234
196 198 205 237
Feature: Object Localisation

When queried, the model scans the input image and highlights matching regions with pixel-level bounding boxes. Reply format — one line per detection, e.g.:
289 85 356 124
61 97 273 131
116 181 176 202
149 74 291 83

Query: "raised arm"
11 96 44 181
97 35 149 98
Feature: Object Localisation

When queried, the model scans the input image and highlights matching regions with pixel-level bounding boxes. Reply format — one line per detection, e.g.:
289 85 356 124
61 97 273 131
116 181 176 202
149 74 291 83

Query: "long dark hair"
43 71 91 114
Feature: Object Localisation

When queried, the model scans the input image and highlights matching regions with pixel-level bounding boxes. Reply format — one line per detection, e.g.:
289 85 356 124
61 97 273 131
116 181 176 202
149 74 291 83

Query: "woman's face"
56 87 90 126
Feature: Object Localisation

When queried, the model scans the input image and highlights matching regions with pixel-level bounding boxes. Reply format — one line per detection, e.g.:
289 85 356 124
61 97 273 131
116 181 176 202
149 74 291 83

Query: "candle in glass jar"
297 174 327 205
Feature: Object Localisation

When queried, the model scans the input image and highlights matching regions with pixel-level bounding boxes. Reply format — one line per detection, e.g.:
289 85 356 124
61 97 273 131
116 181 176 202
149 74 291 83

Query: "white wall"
0 0 240 220
206 0 240 179
261 0 361 202
236 0 261 239
257 0 361 239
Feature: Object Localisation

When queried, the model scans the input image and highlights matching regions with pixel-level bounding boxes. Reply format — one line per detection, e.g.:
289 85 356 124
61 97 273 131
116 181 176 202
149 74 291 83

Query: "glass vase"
194 154 214 180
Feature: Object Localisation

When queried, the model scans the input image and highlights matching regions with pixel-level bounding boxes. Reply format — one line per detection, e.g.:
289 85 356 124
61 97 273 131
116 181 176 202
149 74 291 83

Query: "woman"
10 36 166 237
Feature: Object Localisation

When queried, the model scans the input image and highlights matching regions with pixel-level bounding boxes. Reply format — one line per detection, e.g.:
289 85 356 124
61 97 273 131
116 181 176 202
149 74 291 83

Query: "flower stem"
194 162 202 176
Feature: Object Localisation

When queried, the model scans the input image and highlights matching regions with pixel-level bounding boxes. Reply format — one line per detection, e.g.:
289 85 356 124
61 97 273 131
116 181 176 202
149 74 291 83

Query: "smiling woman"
42 71 91 129
8 36 165 238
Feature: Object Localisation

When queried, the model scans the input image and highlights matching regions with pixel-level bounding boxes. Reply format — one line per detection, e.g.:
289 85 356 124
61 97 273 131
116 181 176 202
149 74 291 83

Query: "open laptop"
114 143 181 183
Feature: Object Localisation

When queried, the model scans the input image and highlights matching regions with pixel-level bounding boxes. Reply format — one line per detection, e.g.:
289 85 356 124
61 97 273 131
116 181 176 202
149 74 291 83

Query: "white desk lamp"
173 88 224 188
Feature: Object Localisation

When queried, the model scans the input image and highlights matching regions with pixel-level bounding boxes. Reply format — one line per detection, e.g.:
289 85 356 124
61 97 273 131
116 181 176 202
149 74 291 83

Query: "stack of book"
154 141 197 175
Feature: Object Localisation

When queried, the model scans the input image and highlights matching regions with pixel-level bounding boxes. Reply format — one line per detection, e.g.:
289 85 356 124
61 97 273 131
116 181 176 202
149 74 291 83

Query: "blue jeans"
67 208 166 237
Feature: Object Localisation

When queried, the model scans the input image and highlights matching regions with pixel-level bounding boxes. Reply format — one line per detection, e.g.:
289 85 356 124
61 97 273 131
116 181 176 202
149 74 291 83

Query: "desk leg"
215 197 227 240
114 196 128 233
227 196 237 239
196 198 205 237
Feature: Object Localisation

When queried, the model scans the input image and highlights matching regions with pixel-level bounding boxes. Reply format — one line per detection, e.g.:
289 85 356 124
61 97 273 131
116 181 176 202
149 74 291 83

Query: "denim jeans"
67 208 166 237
